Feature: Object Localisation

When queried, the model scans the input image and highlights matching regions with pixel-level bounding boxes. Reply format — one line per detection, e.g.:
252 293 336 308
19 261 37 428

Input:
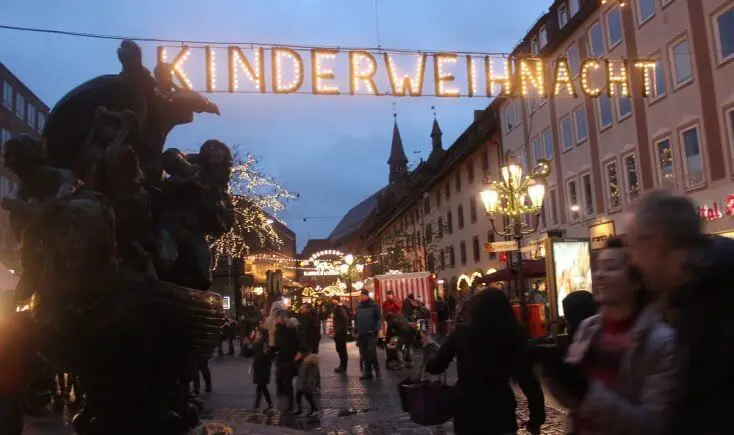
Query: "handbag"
402 362 455 426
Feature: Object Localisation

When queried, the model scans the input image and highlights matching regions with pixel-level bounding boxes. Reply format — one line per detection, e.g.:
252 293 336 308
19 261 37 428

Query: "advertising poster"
552 240 592 317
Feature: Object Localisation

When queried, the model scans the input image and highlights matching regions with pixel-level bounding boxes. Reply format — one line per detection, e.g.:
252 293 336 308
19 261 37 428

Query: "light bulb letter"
433 53 460 97
633 59 656 98
160 46 193 90
580 59 602 97
228 46 265 93
348 51 378 95
519 58 546 98
466 55 477 97
605 59 630 97
272 47 304 94
485 56 512 96
383 53 426 97
552 57 577 98
205 46 216 93
311 48 340 96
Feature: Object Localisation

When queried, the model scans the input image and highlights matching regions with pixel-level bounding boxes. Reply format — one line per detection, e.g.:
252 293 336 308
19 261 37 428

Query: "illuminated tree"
210 150 298 263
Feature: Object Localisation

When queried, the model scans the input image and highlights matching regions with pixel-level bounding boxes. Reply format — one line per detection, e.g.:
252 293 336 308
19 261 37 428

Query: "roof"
388 120 408 164
328 188 384 243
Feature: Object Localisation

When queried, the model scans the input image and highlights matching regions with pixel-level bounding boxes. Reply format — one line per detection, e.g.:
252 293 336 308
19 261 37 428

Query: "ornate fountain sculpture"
2 40 229 435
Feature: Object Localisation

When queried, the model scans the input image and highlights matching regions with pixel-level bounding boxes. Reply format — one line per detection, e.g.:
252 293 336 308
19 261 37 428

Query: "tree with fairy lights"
209 150 297 264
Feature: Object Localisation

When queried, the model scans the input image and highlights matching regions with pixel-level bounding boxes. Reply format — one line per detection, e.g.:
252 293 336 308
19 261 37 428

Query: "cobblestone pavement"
23 336 568 434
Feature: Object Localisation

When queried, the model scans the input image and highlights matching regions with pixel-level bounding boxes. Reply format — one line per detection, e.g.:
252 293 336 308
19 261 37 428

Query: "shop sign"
484 240 518 253
589 221 616 251
698 195 734 221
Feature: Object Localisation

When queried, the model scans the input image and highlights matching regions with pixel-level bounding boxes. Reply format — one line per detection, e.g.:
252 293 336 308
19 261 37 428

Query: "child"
249 328 273 411
295 350 320 417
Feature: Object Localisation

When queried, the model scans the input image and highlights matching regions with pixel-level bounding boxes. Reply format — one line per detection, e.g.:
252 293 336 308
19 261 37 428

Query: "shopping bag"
402 364 455 425
397 376 419 412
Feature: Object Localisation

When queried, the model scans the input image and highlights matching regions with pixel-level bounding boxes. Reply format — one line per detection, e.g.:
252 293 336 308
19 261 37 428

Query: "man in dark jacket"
401 293 418 320
299 303 321 354
626 190 734 435
331 296 349 373
355 290 381 380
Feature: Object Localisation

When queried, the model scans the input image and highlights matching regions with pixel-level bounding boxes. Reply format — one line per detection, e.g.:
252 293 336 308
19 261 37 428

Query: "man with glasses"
626 190 734 435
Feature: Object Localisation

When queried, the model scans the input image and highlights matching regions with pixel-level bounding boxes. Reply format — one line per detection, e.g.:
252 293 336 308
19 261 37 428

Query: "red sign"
699 194 734 221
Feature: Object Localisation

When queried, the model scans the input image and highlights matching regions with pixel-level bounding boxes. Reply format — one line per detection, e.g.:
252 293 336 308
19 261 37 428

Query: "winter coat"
543 306 678 435
423 324 545 435
666 235 734 435
355 298 381 335
273 319 302 378
401 297 416 319
382 299 401 316
300 310 321 349
249 340 272 385
332 304 349 335
296 354 320 393
265 300 287 348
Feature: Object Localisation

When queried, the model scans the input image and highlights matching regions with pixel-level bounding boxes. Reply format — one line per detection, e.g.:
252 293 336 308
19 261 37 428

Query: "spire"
430 106 443 152
388 106 408 183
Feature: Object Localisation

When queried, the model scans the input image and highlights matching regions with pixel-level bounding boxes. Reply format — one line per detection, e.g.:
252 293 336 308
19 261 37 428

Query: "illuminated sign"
698 195 734 221
302 250 346 276
222 296 231 310
589 221 616 251
157 46 658 99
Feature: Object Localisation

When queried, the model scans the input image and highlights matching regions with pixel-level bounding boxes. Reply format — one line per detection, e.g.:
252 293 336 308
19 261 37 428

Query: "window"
459 241 467 266
458 204 465 229
469 198 477 223
446 210 453 234
549 189 559 226
606 7 623 47
597 94 613 129
568 179 580 221
559 4 569 28
440 250 446 269
715 6 734 63
26 102 36 128
437 217 444 238
570 0 579 16
540 197 548 229
605 161 621 209
481 150 489 171
472 236 481 263
573 107 588 143
542 129 554 160
449 246 456 268
670 37 693 87
1 129 11 150
560 117 574 151
513 99 522 127
445 183 450 200
455 172 462 192
680 126 704 187
435 191 441 208
532 137 543 163
487 232 496 260
425 224 433 244
617 96 632 119
539 26 548 48
2 82 12 108
588 22 604 57
504 104 514 132
624 154 640 199
423 196 430 214
15 94 25 120
656 138 676 189
567 44 580 76
467 159 474 183
581 174 594 216
651 57 666 99
531 37 539 55
637 0 655 24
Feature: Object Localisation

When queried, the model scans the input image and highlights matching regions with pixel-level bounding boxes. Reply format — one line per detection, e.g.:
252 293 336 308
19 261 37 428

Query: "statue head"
198 140 232 186
117 40 143 72
4 134 47 175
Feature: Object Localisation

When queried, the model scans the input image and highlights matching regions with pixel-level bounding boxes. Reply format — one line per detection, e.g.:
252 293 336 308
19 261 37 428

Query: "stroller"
385 335 403 370
384 312 412 371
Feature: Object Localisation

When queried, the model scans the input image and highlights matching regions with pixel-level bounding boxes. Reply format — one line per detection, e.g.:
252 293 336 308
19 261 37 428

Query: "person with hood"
272 310 302 413
625 190 734 435
248 327 273 412
294 349 320 417
331 296 350 373
540 237 678 435
265 293 287 350
355 289 381 380
421 289 545 435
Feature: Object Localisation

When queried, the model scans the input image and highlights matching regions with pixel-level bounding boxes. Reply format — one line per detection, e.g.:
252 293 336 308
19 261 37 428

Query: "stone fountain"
2 40 230 435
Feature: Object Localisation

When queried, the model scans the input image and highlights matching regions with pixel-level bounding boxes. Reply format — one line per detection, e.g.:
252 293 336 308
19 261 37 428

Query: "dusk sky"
1 0 547 251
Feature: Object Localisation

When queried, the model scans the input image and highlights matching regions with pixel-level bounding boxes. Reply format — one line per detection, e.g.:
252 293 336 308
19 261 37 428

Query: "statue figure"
3 40 229 435
156 140 233 290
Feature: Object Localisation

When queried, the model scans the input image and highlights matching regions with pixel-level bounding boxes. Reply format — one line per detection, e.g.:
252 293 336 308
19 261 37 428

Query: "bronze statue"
3 40 229 434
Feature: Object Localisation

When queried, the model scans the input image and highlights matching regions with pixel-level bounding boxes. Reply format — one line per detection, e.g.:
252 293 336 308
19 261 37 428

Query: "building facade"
0 62 49 266
363 109 505 295
499 0 734 247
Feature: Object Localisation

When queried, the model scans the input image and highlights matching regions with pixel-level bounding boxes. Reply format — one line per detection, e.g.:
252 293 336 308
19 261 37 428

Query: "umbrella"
478 258 546 285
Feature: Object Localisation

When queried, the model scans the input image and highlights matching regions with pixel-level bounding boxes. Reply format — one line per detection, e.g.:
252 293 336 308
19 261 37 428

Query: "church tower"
427 107 445 164
388 113 408 183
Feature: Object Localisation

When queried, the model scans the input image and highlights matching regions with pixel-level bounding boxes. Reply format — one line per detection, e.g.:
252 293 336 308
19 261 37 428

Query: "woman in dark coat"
272 311 302 413
249 328 273 411
421 289 546 435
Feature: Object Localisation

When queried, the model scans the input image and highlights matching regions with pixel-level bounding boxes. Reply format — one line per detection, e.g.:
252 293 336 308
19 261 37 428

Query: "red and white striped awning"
373 272 434 308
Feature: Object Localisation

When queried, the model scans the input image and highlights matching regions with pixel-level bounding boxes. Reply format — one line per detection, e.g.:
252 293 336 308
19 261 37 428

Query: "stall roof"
478 259 546 285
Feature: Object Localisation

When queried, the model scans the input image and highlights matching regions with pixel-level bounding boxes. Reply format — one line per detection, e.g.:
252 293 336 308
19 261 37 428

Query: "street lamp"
339 254 364 333
480 151 551 327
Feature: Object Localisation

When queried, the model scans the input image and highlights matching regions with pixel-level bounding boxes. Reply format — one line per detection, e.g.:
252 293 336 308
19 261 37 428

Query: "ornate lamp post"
480 151 550 327
339 254 364 332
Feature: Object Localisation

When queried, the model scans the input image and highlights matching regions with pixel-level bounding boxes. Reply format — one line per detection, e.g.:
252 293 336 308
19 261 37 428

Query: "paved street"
24 336 568 434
